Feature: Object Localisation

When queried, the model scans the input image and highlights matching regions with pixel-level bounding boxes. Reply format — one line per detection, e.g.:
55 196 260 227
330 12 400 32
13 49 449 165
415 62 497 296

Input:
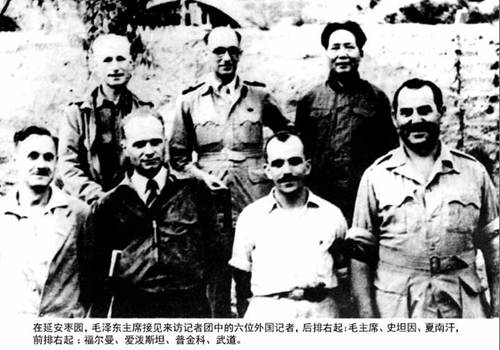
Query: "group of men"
0 21 498 320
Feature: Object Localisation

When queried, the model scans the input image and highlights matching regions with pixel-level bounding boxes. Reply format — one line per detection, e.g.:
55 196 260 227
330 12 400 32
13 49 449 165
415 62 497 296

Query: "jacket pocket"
445 192 480 234
377 188 420 234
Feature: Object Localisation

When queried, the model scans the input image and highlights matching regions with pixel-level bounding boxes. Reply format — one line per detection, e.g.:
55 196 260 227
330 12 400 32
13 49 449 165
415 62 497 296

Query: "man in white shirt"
230 131 347 318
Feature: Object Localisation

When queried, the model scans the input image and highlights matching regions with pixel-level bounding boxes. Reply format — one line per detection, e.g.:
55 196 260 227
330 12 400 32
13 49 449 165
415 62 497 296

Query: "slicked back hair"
321 21 367 51
392 78 444 113
13 125 57 149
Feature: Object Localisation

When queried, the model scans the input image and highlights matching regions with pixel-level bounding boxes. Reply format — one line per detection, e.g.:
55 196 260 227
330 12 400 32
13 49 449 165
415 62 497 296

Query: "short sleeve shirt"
230 189 347 296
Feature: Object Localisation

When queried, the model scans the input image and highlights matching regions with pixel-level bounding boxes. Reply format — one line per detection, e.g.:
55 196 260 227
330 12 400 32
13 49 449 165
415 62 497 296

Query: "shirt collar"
327 71 361 91
80 85 131 109
203 74 240 96
130 167 168 195
2 185 69 218
264 187 320 214
384 143 458 183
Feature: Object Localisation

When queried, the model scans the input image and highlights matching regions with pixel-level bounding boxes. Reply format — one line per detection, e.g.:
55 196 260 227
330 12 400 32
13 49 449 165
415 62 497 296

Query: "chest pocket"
444 192 480 234
231 102 263 146
377 188 421 235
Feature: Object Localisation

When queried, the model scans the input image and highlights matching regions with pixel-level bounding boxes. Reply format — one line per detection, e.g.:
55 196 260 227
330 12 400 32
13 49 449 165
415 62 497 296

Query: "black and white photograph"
0 0 498 348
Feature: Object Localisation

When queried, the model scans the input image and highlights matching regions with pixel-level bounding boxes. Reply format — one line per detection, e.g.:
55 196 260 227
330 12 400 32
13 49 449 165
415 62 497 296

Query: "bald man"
169 27 292 317
58 34 153 205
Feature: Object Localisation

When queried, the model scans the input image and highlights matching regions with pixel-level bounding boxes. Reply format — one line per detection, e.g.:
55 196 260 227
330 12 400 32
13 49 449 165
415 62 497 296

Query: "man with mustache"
295 20 399 318
230 131 347 318
347 78 499 318
90 108 227 318
0 126 92 318
170 26 292 316
58 34 153 205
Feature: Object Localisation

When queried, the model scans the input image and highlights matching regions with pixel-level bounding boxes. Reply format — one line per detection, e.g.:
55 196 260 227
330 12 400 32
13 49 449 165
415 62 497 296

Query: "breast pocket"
445 192 480 234
377 189 420 235
234 105 263 146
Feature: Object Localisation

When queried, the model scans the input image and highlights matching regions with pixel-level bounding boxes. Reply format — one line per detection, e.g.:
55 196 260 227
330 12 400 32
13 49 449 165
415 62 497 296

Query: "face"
394 86 443 156
265 136 311 196
16 134 56 191
326 29 362 75
207 27 241 80
122 116 165 178
92 35 133 88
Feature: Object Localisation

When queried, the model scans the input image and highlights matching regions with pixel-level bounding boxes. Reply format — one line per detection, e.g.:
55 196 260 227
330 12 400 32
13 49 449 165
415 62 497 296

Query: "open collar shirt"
0 186 88 317
229 188 347 297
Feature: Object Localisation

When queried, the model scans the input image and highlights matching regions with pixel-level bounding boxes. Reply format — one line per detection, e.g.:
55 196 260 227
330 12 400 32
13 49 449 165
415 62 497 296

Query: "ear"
391 110 399 129
439 105 446 117
304 159 312 176
264 163 273 180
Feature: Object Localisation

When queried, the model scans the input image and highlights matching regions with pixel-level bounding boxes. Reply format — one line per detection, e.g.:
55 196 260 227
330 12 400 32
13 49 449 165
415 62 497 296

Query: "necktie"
146 179 159 207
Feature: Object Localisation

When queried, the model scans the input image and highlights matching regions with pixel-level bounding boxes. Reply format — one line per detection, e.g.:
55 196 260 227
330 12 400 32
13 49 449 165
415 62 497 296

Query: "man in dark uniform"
91 108 228 318
58 34 152 205
295 21 399 317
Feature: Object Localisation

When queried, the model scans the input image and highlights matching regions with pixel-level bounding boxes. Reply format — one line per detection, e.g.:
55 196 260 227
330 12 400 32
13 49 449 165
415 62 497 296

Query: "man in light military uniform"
170 27 292 317
170 26 292 216
347 78 499 318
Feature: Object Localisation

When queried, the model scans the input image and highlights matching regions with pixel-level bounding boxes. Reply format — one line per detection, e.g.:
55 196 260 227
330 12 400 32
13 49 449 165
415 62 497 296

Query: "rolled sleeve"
346 169 380 262
229 209 254 272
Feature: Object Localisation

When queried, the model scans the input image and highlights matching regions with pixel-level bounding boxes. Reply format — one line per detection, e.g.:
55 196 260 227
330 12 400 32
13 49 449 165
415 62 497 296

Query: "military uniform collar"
2 185 69 218
327 71 362 91
264 187 320 214
202 74 242 96
384 143 458 184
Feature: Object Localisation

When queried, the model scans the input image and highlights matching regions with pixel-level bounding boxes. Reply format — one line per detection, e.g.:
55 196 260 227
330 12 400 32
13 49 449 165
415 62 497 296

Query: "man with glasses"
229 131 347 318
170 26 292 317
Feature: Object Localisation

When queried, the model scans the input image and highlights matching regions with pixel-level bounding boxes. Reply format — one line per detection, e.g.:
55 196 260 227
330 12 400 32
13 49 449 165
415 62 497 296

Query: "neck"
328 70 360 87
274 187 308 210
215 73 236 86
404 142 440 182
17 184 51 209
101 84 125 104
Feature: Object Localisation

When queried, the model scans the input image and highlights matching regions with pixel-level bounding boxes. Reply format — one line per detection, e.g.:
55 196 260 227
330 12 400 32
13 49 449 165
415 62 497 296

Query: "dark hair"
120 106 165 138
392 78 444 112
321 21 367 50
264 130 305 161
203 27 242 45
13 125 57 148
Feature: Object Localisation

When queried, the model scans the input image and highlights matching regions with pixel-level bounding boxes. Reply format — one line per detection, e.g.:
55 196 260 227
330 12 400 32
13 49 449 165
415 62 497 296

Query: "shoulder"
449 148 480 163
372 149 397 167
243 80 266 88
448 147 488 177
360 79 389 100
309 192 345 217
182 82 206 96
239 194 273 218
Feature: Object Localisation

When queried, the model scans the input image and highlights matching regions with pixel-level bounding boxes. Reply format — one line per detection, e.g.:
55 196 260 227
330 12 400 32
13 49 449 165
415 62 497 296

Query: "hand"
202 172 228 191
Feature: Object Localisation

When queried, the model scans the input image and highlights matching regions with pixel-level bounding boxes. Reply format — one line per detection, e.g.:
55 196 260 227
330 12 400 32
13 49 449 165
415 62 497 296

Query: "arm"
374 89 399 155
233 268 252 318
169 97 226 190
476 170 500 317
346 169 381 318
482 233 499 318
58 104 104 205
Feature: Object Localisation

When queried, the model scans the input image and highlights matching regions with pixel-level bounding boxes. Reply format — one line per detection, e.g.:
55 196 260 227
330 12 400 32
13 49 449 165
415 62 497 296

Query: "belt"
199 148 262 162
379 246 476 275
264 286 335 302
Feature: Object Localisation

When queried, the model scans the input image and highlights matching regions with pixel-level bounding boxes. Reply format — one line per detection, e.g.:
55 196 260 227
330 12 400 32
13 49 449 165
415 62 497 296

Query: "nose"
221 50 231 61
410 111 424 124
281 161 292 174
